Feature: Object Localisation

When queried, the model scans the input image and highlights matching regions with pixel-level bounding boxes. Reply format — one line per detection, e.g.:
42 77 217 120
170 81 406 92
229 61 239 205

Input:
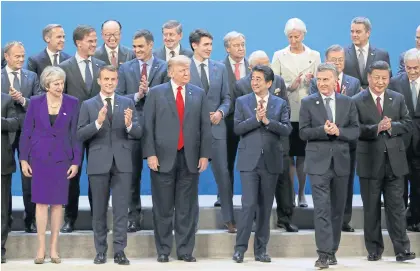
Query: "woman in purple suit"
19 66 81 264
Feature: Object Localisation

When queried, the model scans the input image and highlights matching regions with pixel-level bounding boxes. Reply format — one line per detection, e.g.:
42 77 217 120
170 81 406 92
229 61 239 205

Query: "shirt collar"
320 92 336 101
170 79 185 91
75 52 92 63
255 92 269 103
228 55 244 65
99 92 115 101
412 76 420 86
165 44 180 55
356 42 370 54
138 55 154 67
5 65 20 75
369 88 384 101
338 72 343 83
105 44 119 55
193 56 209 67
46 47 59 58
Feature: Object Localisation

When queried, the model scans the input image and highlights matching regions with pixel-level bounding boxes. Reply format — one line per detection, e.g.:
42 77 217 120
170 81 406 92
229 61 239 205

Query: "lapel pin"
189 92 192 95
63 112 67 115
95 63 99 67
115 104 119 106
389 97 392 100
316 101 320 104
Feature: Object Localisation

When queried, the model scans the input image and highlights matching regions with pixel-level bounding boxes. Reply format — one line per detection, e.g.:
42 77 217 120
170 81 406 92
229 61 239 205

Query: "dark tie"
200 63 209 93
169 51 175 58
105 97 113 122
175 86 184 150
84 60 93 90
53 53 58 66
376 96 382 116
141 63 148 81
325 97 333 122
11 71 20 91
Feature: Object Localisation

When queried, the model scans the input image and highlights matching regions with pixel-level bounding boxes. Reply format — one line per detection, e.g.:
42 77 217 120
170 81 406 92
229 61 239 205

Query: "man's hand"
210 111 223 125
138 75 148 99
67 165 79 179
97 103 107 125
147 156 159 171
378 117 392 133
9 86 23 102
324 120 339 135
304 72 314 84
197 157 209 173
256 103 266 122
124 108 133 128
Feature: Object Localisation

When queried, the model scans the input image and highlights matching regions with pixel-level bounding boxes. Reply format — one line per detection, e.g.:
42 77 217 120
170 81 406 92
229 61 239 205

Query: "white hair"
223 31 245 48
248 50 269 66
404 48 420 63
284 18 307 36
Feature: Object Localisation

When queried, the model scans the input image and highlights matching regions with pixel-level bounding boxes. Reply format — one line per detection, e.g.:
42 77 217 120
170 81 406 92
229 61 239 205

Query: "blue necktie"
411 81 418 111
84 59 93 91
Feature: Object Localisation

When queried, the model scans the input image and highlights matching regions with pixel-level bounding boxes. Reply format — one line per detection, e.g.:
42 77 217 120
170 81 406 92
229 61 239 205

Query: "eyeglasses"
329 58 345 63
103 32 121 39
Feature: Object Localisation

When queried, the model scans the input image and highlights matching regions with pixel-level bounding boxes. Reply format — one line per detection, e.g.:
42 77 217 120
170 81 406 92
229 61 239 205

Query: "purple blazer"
19 94 82 166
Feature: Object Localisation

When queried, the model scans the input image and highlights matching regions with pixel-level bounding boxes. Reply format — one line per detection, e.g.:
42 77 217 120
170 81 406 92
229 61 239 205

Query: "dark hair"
73 25 96 46
251 65 274 83
367 60 390 74
101 19 122 30
189 29 213 51
99 65 118 77
133 29 154 43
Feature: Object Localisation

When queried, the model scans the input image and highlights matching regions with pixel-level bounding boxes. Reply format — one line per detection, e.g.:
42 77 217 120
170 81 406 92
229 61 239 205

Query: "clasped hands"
256 103 269 125
9 86 25 104
97 103 133 128
324 120 340 136
378 116 392 133
137 75 148 99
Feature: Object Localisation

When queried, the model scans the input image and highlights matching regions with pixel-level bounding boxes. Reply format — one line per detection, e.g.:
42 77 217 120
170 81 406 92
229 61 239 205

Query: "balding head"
248 50 270 69
101 20 122 50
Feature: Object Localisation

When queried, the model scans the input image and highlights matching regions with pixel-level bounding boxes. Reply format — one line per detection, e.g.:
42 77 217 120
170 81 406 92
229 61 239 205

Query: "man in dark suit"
344 17 392 89
94 20 135 68
59 25 106 233
235 50 297 233
143 55 212 263
1 93 20 264
1 41 39 233
389 48 420 232
1 47 6 69
77 65 142 265
153 20 193 61
397 26 420 75
300 63 360 269
353 61 416 262
116 29 168 233
232 65 292 263
27 24 71 78
214 31 249 207
310 45 361 233
189 29 234 232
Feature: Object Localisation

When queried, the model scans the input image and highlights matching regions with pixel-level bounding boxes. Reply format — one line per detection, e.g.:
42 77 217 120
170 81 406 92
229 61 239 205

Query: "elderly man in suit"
353 61 416 262
389 48 420 232
300 63 359 269
117 29 168 233
143 55 212 263
154 20 193 61
27 24 71 78
1 41 39 233
232 65 292 263
235 50 297 233
214 31 249 208
59 25 106 233
397 25 420 75
344 17 392 89
77 65 142 265
188 29 234 232
94 20 135 68
310 45 361 233
1 93 20 264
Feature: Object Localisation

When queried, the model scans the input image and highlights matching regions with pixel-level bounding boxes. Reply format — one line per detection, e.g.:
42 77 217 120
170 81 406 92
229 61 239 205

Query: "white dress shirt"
193 57 210 84
369 89 384 109
229 56 246 79
95 92 132 131
165 44 180 60
75 53 93 82
105 44 119 64
46 47 60 65
5 65 26 106
355 42 369 66
171 80 185 103
320 93 336 123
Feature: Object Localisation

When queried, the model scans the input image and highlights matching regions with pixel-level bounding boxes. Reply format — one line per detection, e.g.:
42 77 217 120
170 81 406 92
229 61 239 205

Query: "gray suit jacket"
94 44 135 68
344 44 391 89
27 49 71 77
1 93 19 175
142 82 212 173
309 74 361 97
189 59 231 139
223 56 250 116
59 56 106 105
153 45 193 61
77 93 143 175
353 89 412 178
234 93 292 174
299 92 359 176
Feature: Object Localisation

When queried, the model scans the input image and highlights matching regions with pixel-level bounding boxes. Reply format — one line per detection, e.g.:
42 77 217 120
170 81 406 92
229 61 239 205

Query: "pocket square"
274 88 281 95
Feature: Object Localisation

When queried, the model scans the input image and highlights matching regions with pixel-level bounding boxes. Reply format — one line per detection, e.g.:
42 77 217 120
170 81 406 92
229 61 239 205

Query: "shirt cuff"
126 123 133 132
134 92 141 102
218 110 224 118
20 97 26 107
95 120 102 130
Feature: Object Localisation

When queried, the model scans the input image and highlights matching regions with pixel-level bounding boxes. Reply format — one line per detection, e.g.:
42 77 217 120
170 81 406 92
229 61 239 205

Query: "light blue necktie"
325 97 333 122
412 81 418 111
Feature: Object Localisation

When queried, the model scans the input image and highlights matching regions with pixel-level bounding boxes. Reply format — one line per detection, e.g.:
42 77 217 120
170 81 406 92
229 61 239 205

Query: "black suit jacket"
1 93 19 175
59 56 106 105
353 89 412 178
153 45 193 61
94 44 135 68
223 56 250 116
27 49 71 77
344 44 392 89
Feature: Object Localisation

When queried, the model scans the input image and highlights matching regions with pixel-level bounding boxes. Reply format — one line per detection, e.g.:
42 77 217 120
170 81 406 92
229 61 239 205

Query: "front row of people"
1 57 417 267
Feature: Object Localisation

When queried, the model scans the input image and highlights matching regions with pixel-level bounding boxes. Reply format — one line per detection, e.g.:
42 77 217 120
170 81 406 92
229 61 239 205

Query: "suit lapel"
91 59 100 81
95 94 110 127
350 45 363 80
1 69 10 92
401 74 415 113
39 95 52 130
164 82 178 117
248 93 257 115
99 45 110 65
314 92 329 122
224 56 235 80
160 47 167 61
190 61 202 88
208 60 216 89
70 57 88 94
148 58 160 85
382 90 394 117
363 90 381 122
334 94 345 125
53 95 67 129
112 94 122 125
184 84 194 119
20 70 30 96
131 60 141 85
244 59 250 76
117 46 126 65
42 49 53 66
266 94 276 119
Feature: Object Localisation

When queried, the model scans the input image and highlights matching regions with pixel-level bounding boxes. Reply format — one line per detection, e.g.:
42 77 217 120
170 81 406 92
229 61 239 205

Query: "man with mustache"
154 20 193 61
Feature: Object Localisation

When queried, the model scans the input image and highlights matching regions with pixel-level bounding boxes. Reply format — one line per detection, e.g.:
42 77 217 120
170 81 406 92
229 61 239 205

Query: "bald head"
101 20 121 50
248 50 270 69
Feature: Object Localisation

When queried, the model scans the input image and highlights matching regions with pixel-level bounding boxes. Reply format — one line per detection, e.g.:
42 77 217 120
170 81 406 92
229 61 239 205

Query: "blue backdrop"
2 1 419 196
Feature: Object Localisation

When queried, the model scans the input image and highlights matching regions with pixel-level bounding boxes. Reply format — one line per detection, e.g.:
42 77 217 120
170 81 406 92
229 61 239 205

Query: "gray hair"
404 48 420 63
284 18 307 36
168 55 191 71
351 17 372 32
325 44 344 59
40 66 66 90
223 31 245 48
162 20 182 34
4 41 24 54
316 63 338 78
248 50 269 67
42 24 62 42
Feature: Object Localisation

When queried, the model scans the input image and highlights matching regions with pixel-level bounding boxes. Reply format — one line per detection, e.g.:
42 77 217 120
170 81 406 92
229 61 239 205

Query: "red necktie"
141 63 148 81
336 81 340 93
234 62 241 80
176 86 184 150
376 97 382 116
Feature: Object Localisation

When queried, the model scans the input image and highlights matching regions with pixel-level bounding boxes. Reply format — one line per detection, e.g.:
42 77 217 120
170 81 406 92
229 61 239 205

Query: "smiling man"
154 20 193 61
